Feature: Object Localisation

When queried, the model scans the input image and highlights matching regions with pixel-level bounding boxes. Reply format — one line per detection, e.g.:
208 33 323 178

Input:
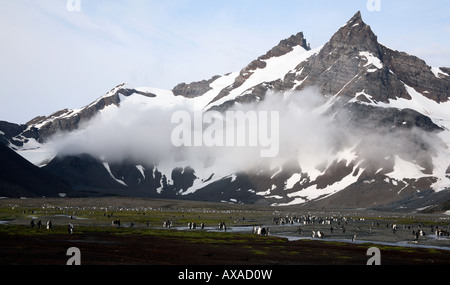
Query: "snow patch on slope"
209 46 321 108
284 173 301 190
431 67 449 78
359 51 383 69
136 165 145 179
360 83 450 191
103 162 127 186
277 164 364 206
386 156 428 180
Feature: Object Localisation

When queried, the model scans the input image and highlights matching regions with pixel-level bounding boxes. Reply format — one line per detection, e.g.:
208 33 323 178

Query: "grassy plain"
1 197 449 265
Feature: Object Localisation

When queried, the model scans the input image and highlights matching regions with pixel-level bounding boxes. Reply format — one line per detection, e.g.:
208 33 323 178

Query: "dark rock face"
42 153 200 199
0 121 26 147
281 11 384 97
261 31 311 59
0 121 40 148
36 93 121 142
0 143 72 198
290 12 409 103
44 154 145 193
381 47 450 102
118 88 157 98
172 76 220 98
171 166 197 192
334 103 443 132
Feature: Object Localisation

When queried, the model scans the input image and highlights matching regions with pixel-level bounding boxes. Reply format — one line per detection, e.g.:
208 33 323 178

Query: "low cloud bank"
50 88 445 179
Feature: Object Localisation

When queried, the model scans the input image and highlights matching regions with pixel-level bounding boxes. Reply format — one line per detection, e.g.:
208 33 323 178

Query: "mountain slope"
0 142 72 198
2 12 450 209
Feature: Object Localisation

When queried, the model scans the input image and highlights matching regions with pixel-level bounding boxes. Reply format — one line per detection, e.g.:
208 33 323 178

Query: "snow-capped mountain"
2 12 450 209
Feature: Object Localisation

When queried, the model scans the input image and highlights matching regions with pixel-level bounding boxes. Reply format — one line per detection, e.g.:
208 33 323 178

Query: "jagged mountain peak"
173 31 312 100
347 11 363 25
326 11 379 55
261 31 311 60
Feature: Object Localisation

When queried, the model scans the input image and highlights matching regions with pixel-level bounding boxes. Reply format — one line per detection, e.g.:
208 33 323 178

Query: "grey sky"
1 0 449 124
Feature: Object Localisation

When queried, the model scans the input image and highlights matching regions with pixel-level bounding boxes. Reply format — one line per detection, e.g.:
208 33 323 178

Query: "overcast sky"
1 0 449 124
